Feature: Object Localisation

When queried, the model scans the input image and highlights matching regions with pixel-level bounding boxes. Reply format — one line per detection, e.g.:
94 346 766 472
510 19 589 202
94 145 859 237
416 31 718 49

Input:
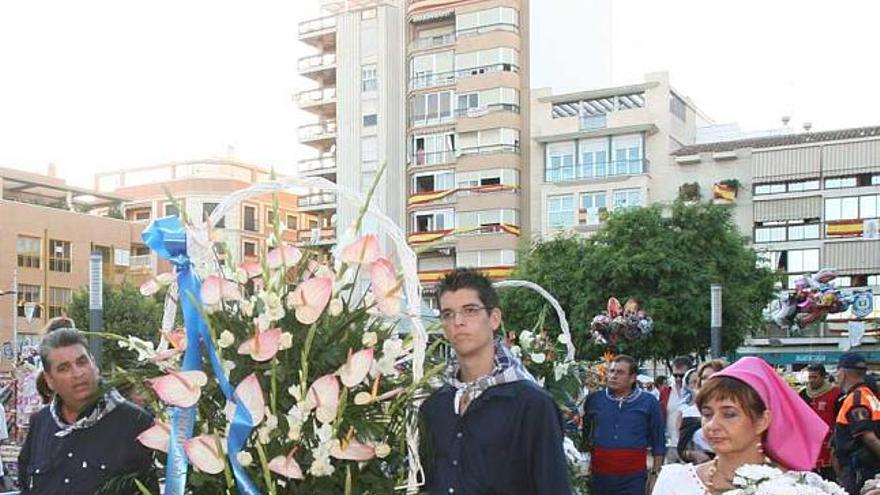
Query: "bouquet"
723 464 846 495
107 178 442 494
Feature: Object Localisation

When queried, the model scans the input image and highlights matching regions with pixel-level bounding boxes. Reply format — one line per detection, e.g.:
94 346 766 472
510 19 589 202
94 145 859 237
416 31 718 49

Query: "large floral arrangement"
109 181 441 494
722 464 846 495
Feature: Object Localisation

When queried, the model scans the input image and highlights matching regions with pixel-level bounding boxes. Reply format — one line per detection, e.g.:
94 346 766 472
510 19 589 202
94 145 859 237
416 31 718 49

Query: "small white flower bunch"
724 464 847 495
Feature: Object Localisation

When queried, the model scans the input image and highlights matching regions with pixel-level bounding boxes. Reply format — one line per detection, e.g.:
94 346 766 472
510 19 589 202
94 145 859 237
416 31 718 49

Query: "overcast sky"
1 0 878 187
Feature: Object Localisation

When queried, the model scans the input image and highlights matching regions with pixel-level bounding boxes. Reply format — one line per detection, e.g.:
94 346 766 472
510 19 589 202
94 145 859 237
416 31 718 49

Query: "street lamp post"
89 253 104 368
711 284 723 359
0 269 18 359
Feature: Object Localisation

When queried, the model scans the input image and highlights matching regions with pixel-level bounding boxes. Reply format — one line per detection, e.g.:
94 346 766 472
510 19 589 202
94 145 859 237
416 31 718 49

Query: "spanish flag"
826 220 864 237
480 266 515 280
712 183 737 202
408 188 458 206
500 224 521 236
408 229 454 245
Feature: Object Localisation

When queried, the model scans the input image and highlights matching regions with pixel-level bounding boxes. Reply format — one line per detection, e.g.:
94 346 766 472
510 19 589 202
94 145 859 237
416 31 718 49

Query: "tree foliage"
500 201 777 363
67 282 166 370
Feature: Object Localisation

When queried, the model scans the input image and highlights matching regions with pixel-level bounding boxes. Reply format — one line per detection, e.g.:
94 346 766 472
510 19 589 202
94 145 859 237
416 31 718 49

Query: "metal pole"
12 268 17 359
710 284 723 359
89 253 104 368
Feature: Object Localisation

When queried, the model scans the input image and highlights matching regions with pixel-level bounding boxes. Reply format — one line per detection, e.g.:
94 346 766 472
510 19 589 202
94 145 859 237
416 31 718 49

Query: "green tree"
67 282 166 371
501 201 777 363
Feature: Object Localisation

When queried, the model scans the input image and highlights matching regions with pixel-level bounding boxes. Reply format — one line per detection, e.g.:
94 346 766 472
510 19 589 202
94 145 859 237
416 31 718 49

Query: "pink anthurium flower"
223 373 266 427
305 374 340 424
137 421 171 453
164 328 187 351
239 260 262 279
331 436 376 461
287 276 333 325
139 272 175 296
338 348 374 388
267 245 303 270
237 327 282 362
268 449 304 480
201 275 242 305
184 434 226 474
369 257 402 317
147 370 208 408
340 235 380 265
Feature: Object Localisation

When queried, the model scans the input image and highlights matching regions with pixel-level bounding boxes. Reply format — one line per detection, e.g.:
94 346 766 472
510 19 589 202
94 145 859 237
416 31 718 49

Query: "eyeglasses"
673 373 685 378
439 305 489 323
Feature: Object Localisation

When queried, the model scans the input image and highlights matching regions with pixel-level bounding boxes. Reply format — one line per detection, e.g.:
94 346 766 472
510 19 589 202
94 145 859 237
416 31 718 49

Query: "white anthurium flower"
255 312 273 332
278 332 293 351
328 298 344 317
557 333 570 345
124 337 156 362
287 384 303 403
530 352 546 364
222 360 237 373
218 330 235 349
510 345 522 358
236 451 253 467
554 362 569 381
519 330 535 349
362 331 378 348
315 423 334 443
241 299 255 318
377 355 398 377
309 455 335 477
267 306 285 322
354 391 373 406
382 338 405 360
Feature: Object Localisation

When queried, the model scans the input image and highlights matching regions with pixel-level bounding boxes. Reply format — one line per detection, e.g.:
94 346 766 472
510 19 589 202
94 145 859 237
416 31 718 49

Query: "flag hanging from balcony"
826 220 864 237
712 183 737 202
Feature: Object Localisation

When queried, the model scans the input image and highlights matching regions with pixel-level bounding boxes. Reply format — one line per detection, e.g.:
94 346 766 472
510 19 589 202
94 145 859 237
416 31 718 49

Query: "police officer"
834 352 880 494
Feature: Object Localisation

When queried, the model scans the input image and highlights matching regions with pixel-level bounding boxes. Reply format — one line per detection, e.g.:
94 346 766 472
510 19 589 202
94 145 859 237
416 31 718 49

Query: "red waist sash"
591 446 647 475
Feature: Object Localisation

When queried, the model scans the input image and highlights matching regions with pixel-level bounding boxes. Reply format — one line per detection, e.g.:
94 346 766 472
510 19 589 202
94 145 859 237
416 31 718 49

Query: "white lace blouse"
652 463 711 495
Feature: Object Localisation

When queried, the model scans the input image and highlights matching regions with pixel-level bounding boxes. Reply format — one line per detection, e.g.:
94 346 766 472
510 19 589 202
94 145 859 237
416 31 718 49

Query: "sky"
1 0 879 187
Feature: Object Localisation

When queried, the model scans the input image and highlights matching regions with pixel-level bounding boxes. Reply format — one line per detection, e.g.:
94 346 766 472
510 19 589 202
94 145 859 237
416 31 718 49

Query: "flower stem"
270 360 278 417
300 323 318 399
255 442 277 495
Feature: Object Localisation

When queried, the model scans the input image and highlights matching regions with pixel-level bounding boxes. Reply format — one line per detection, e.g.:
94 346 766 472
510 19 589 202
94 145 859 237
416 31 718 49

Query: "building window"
17 236 41 269
362 64 378 92
362 113 378 127
165 203 180 217
579 193 607 225
410 51 454 89
49 239 72 272
413 209 453 232
243 241 257 258
134 210 151 221
410 91 454 127
457 249 516 268
873 175 880 186
456 6 519 36
17 284 41 318
612 135 643 175
547 194 575 229
287 215 299 230
202 202 225 228
360 19 377 57
243 205 258 232
412 132 455 165
413 171 455 193
267 210 276 227
613 189 642 210
825 177 858 189
362 136 378 171
454 48 518 79
670 93 687 122
48 287 72 318
869 274 879 286
826 195 879 221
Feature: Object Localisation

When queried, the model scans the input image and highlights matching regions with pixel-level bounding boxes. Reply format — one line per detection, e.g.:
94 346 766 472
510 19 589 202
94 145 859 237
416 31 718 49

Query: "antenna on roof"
803 122 813 133
781 116 791 127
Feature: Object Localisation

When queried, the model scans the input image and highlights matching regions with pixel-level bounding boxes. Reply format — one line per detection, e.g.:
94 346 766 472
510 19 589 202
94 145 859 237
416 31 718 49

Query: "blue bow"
143 216 261 495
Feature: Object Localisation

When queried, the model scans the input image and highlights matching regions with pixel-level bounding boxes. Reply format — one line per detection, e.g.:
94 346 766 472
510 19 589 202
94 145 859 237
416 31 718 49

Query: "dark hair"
654 375 668 387
36 371 53 404
697 359 726 388
696 376 767 422
436 268 499 310
40 328 91 372
612 354 638 376
44 316 76 333
673 355 693 370
806 363 827 377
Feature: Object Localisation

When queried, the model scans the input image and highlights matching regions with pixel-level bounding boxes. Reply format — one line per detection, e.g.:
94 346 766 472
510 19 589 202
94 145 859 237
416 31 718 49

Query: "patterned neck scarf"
445 338 537 415
49 388 126 438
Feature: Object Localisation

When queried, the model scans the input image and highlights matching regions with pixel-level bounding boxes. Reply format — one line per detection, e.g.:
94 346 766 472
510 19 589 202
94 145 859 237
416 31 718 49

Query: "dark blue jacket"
421 380 573 495
18 401 154 494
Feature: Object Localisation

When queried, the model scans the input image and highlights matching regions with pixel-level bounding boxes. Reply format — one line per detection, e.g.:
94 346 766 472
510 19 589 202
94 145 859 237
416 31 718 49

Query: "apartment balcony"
298 53 336 81
410 33 456 51
409 70 456 91
419 265 515 285
298 15 336 47
297 87 336 114
455 103 520 119
129 254 154 273
544 159 650 184
298 120 337 147
294 227 337 246
457 143 520 158
455 63 519 81
408 189 458 208
408 228 457 248
298 155 336 178
408 149 457 167
297 193 337 212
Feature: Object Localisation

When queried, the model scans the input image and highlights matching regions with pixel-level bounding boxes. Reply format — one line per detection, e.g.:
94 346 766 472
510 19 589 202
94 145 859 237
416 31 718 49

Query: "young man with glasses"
659 355 692 462
420 268 571 494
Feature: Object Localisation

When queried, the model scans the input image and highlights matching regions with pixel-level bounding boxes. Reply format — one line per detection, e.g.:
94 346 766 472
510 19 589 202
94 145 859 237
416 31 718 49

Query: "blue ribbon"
143 216 261 495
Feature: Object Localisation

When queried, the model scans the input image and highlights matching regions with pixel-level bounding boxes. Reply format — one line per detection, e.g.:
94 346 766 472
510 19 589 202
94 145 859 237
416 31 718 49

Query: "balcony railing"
580 114 608 130
299 15 336 37
298 54 336 74
295 227 337 245
298 121 337 142
455 23 519 38
545 159 650 183
297 87 336 107
299 155 336 175
298 193 337 209
455 103 520 118
409 71 456 91
409 149 457 166
455 63 519 80
458 143 520 157
411 33 456 50
129 255 152 271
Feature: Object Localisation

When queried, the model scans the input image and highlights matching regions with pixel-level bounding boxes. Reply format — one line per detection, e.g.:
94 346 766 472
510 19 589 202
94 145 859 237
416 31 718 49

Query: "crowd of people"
6 268 879 494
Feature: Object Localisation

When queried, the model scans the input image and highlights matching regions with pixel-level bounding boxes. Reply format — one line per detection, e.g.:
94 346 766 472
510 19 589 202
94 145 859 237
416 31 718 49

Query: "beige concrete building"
297 0 407 247
529 72 708 237
95 159 311 273
671 127 880 363
404 0 530 307
0 166 138 363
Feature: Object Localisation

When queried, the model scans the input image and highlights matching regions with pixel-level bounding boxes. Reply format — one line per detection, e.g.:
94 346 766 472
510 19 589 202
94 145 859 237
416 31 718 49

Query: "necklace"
703 455 773 494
